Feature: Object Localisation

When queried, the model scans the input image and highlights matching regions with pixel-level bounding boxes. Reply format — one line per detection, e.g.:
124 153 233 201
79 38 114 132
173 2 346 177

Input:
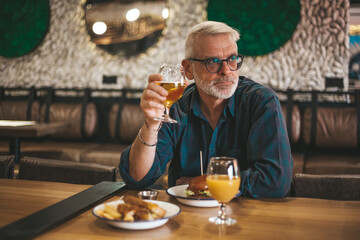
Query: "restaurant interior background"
0 0 359 92
0 0 360 203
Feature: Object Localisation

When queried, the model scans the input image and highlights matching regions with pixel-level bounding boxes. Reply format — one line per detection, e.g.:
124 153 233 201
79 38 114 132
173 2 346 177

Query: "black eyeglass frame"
188 54 245 73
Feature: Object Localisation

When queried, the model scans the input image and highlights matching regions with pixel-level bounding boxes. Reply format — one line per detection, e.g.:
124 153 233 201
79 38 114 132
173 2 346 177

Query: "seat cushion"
80 144 129 168
19 156 118 185
304 154 360 175
20 141 100 162
293 173 360 200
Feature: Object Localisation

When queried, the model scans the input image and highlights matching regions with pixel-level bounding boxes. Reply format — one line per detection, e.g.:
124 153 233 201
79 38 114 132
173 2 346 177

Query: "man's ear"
182 59 194 80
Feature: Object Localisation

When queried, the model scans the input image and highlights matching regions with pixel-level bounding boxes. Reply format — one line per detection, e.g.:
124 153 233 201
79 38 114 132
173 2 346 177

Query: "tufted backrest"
0 101 41 121
108 103 145 143
40 102 98 139
280 104 301 144
302 107 357 148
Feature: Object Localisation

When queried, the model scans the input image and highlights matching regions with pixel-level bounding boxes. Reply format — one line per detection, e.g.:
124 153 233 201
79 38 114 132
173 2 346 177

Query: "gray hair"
185 21 240 58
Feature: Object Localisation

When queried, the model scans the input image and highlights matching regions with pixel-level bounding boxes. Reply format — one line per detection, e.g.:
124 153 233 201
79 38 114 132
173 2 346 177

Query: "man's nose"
218 60 232 75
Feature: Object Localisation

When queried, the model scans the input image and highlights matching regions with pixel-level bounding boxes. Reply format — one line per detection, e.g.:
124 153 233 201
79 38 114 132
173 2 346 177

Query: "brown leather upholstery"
0 101 40 121
281 104 301 144
302 107 357 147
108 103 145 142
292 152 305 175
40 103 98 138
20 141 102 163
18 156 117 185
80 144 129 168
0 155 15 179
293 173 360 200
304 154 360 174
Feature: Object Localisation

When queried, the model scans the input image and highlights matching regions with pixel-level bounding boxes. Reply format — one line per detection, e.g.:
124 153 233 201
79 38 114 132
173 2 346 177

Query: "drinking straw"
200 151 203 175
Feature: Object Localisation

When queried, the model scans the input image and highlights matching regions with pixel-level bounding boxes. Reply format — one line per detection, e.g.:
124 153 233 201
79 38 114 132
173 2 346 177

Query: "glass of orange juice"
206 156 240 225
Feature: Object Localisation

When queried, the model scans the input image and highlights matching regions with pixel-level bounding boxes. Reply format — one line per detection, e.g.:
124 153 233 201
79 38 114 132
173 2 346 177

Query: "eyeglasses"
188 54 245 73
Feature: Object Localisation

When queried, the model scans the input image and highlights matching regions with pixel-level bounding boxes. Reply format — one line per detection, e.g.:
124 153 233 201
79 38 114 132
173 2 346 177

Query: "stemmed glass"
153 63 186 123
206 156 241 225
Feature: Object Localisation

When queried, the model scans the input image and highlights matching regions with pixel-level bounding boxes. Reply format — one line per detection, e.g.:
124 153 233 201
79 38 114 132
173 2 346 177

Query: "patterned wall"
0 0 350 91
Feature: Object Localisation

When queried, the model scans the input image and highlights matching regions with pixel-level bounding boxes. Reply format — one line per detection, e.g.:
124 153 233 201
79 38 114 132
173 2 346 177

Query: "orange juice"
207 175 240 203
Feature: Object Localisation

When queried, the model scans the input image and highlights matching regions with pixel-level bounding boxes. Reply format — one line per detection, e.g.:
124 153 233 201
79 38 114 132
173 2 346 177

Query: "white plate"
166 185 241 208
92 199 181 230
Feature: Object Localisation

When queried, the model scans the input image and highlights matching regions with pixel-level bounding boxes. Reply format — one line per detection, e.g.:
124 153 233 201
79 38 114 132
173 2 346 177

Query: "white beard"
193 71 238 99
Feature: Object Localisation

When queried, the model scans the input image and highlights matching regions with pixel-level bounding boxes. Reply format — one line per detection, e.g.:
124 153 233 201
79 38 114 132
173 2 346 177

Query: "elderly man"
119 21 293 198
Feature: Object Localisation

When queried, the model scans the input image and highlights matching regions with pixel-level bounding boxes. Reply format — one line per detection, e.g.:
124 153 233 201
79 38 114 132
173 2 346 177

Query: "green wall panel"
0 0 50 58
207 0 300 56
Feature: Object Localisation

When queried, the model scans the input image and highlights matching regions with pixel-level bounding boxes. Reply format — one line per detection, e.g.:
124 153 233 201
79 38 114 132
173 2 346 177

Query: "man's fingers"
143 86 166 101
141 99 165 110
148 74 163 83
148 75 168 96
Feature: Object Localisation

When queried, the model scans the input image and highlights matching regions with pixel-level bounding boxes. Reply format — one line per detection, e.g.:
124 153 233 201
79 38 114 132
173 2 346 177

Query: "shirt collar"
189 85 236 119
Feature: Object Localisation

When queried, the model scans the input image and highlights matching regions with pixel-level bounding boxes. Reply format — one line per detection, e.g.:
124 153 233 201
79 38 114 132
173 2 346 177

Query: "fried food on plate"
123 195 166 218
96 195 166 221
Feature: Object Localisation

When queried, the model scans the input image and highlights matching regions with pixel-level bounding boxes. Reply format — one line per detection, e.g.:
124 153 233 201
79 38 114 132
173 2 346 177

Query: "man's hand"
140 74 168 129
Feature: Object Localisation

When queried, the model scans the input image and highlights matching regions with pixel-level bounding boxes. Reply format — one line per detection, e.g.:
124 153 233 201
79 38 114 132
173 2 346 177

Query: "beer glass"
153 63 186 123
206 157 241 225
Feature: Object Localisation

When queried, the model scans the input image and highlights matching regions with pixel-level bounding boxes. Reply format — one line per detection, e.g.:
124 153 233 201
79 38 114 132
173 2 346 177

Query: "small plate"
166 185 241 208
92 199 180 230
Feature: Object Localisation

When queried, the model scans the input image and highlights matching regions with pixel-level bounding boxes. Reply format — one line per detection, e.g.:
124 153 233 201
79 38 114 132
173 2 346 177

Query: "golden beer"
156 82 186 108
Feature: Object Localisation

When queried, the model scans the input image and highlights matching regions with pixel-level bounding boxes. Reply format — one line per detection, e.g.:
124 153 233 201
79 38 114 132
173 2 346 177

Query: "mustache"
213 76 238 84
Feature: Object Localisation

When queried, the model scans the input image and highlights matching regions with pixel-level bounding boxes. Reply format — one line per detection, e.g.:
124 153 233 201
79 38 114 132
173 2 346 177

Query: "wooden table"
1 179 360 240
0 121 68 163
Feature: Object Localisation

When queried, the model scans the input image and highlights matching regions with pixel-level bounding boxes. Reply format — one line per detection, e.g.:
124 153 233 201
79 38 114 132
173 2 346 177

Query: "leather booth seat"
18 156 118 185
302 107 357 148
305 154 360 174
0 100 41 121
20 141 101 163
280 104 301 144
280 103 303 175
80 143 129 167
108 103 145 142
301 106 359 174
0 101 142 172
291 152 305 174
40 102 98 139
1 88 359 187
0 155 15 179
293 173 360 200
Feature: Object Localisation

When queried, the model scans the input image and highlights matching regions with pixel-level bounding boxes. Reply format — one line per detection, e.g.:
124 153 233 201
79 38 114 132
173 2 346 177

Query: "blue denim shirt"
119 77 293 198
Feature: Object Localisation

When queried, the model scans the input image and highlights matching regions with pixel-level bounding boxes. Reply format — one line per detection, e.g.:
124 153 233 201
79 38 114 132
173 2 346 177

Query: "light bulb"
92 22 107 35
126 8 140 22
